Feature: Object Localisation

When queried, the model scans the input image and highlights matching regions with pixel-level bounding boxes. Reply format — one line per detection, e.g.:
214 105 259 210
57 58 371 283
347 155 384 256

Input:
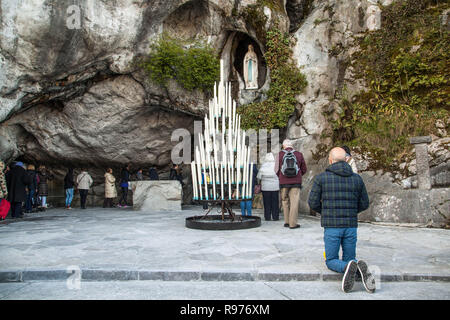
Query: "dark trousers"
11 201 23 218
103 198 114 208
79 189 88 209
26 189 35 212
119 187 128 205
262 191 279 221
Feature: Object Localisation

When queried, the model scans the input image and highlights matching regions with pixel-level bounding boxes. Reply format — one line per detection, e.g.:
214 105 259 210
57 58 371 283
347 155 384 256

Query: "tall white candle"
191 161 197 200
228 165 232 200
195 148 203 200
249 162 253 200
220 164 224 200
211 157 216 200
246 147 251 199
242 148 247 199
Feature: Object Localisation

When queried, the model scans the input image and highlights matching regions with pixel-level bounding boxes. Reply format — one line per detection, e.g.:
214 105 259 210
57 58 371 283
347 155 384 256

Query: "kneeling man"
308 147 375 293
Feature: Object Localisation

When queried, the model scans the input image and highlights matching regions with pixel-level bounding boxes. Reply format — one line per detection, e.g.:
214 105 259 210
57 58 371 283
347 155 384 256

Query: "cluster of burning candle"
190 60 254 201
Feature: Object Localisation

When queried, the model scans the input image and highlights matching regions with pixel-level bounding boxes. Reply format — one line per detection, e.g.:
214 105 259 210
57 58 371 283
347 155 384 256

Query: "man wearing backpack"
276 139 307 229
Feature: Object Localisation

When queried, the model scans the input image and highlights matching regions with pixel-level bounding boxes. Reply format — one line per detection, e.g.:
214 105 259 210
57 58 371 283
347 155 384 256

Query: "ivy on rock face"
331 0 450 169
142 35 220 93
238 28 308 130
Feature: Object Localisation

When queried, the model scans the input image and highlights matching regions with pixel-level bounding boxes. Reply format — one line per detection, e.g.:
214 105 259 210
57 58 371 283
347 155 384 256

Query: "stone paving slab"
0 206 449 283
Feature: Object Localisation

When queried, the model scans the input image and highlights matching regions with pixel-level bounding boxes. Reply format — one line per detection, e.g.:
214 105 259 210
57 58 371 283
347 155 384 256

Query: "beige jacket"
76 172 93 190
104 172 117 198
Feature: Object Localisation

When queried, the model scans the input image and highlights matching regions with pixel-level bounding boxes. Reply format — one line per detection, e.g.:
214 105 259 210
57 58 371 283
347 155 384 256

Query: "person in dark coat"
308 147 374 294
149 167 159 180
37 165 53 209
25 164 38 213
169 164 184 186
118 164 131 207
6 162 32 218
64 168 75 209
136 169 144 181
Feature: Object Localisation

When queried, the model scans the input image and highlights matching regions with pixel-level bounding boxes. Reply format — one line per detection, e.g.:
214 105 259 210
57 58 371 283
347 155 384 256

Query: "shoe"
273 218 279 221
284 223 289 227
117 204 122 208
289 224 300 229
68 207 72 210
357 260 376 293
265 218 271 221
342 260 358 293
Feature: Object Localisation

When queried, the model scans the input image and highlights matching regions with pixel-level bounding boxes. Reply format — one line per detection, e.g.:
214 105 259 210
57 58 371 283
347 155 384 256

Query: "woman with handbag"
257 153 280 221
103 168 117 208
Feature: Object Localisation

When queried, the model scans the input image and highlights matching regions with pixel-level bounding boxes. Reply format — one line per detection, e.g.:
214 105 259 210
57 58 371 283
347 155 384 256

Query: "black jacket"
308 161 369 228
6 165 32 203
169 168 183 186
64 169 74 189
149 168 159 180
26 169 38 190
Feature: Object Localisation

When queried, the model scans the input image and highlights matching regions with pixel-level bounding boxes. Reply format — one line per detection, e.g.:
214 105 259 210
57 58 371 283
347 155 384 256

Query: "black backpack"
281 149 299 177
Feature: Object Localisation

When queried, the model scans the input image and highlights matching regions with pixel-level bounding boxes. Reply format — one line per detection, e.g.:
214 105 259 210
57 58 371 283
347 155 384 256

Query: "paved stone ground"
1 281 449 300
0 206 449 283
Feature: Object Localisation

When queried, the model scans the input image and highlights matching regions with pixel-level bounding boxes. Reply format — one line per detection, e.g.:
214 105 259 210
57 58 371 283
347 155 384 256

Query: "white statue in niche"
243 44 258 89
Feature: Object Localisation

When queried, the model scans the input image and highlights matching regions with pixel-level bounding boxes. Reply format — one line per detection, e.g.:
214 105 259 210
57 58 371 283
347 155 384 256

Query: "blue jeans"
324 227 357 273
65 188 74 207
40 196 47 207
26 189 35 211
240 200 252 216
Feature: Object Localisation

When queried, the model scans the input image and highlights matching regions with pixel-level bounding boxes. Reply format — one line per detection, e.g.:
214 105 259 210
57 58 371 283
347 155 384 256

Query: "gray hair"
282 139 293 149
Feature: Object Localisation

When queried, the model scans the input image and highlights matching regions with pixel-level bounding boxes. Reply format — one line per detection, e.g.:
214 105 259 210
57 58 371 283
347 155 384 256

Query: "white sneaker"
357 260 376 293
342 260 358 293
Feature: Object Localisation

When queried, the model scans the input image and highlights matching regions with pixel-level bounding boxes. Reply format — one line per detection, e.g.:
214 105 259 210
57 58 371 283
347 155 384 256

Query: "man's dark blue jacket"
308 161 369 228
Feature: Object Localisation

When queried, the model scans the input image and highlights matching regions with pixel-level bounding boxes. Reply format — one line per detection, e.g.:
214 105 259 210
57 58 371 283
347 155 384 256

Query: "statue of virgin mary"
243 44 258 89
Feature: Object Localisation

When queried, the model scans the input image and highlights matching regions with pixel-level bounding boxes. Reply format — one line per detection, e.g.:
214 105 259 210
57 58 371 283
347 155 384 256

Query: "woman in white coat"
104 168 117 208
257 153 280 221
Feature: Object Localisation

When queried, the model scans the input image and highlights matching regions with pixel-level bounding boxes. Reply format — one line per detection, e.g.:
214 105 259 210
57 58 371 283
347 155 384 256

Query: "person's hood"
326 161 353 177
264 153 275 163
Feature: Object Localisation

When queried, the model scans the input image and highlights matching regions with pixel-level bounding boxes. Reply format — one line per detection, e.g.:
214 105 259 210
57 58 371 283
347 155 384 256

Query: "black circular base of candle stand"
186 199 261 230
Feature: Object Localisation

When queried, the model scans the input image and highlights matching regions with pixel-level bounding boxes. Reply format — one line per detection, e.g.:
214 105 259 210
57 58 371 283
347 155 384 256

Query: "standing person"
104 168 117 208
149 167 159 180
240 163 258 217
25 164 38 213
6 162 31 219
0 160 9 207
169 164 184 186
118 164 131 208
64 168 74 210
275 139 307 229
308 147 374 294
76 169 93 209
37 165 53 210
136 169 144 181
257 153 280 221
341 145 358 173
